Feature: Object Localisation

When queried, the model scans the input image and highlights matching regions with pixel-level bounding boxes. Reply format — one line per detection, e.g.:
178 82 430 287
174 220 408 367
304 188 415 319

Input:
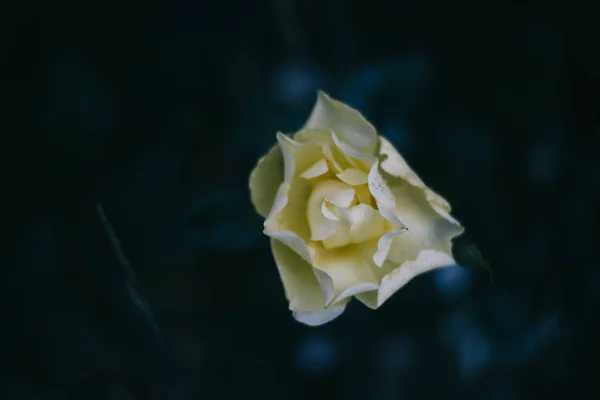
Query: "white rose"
249 91 464 326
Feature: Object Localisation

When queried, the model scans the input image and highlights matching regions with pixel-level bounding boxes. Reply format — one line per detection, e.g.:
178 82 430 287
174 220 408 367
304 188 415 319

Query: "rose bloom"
249 92 464 326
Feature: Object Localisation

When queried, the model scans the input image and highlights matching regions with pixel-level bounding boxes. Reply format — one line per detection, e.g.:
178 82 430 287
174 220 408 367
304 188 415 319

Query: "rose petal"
379 136 459 223
271 239 326 312
264 179 313 261
311 266 336 306
348 204 386 243
385 182 463 265
264 133 324 260
366 139 462 273
321 201 339 221
331 130 376 171
367 161 406 228
372 228 406 267
357 250 455 309
307 180 355 241
321 219 352 249
366 162 461 267
336 168 369 186
267 229 312 263
378 136 425 187
321 204 387 251
304 91 379 156
265 183 290 229
355 185 373 207
309 244 380 307
300 158 329 179
322 143 345 173
276 132 323 181
294 128 331 145
293 299 349 326
249 144 284 218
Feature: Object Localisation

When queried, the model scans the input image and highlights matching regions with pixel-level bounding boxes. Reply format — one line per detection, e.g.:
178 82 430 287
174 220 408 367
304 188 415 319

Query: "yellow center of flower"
302 157 386 250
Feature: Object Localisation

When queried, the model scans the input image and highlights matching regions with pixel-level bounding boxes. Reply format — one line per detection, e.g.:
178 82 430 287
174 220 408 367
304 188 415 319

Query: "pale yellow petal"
358 142 463 307
293 128 332 145
277 133 296 183
311 266 336 306
264 134 323 262
386 181 462 265
321 222 352 249
264 178 313 262
265 183 290 229
379 136 458 221
355 185 373 207
321 203 385 250
367 161 406 228
336 168 369 186
322 143 345 173
271 239 326 312
309 244 380 306
267 229 312 263
304 91 379 156
357 250 455 309
293 299 349 326
307 180 355 241
249 144 284 218
276 132 323 181
348 204 386 243
300 158 329 179
372 228 406 267
378 136 424 187
355 291 378 308
366 144 462 271
317 182 354 207
321 201 338 220
331 130 376 172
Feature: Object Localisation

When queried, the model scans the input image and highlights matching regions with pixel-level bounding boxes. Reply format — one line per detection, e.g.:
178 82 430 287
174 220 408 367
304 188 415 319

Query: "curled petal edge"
249 144 284 218
378 136 461 226
358 249 455 309
293 299 349 326
303 91 379 157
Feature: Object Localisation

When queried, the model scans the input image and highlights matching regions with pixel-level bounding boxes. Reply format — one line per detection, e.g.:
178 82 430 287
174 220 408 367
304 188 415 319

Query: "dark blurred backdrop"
1 0 599 399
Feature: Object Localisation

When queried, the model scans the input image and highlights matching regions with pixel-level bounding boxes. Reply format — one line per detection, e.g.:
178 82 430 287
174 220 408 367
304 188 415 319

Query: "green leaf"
453 237 492 281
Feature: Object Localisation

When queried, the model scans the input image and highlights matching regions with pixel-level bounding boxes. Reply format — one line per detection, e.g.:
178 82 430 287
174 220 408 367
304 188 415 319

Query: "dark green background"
1 0 598 398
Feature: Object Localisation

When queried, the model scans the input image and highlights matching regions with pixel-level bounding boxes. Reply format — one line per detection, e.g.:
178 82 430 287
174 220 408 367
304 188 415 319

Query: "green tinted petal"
303 91 378 156
249 144 284 218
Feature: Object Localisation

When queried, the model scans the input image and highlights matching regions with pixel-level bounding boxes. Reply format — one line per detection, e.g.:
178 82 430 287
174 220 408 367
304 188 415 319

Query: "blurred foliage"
1 0 600 399
452 236 492 279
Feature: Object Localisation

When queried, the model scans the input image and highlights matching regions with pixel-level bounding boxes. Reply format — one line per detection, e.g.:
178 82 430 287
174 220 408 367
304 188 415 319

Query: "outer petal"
378 136 424 187
271 239 326 312
264 133 324 261
294 128 332 145
367 161 408 267
372 228 407 267
379 136 457 220
249 144 284 218
272 237 351 327
303 91 379 157
309 244 380 307
367 161 406 228
357 138 464 308
331 131 376 172
293 299 349 326
386 181 462 265
368 138 463 267
356 250 455 309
